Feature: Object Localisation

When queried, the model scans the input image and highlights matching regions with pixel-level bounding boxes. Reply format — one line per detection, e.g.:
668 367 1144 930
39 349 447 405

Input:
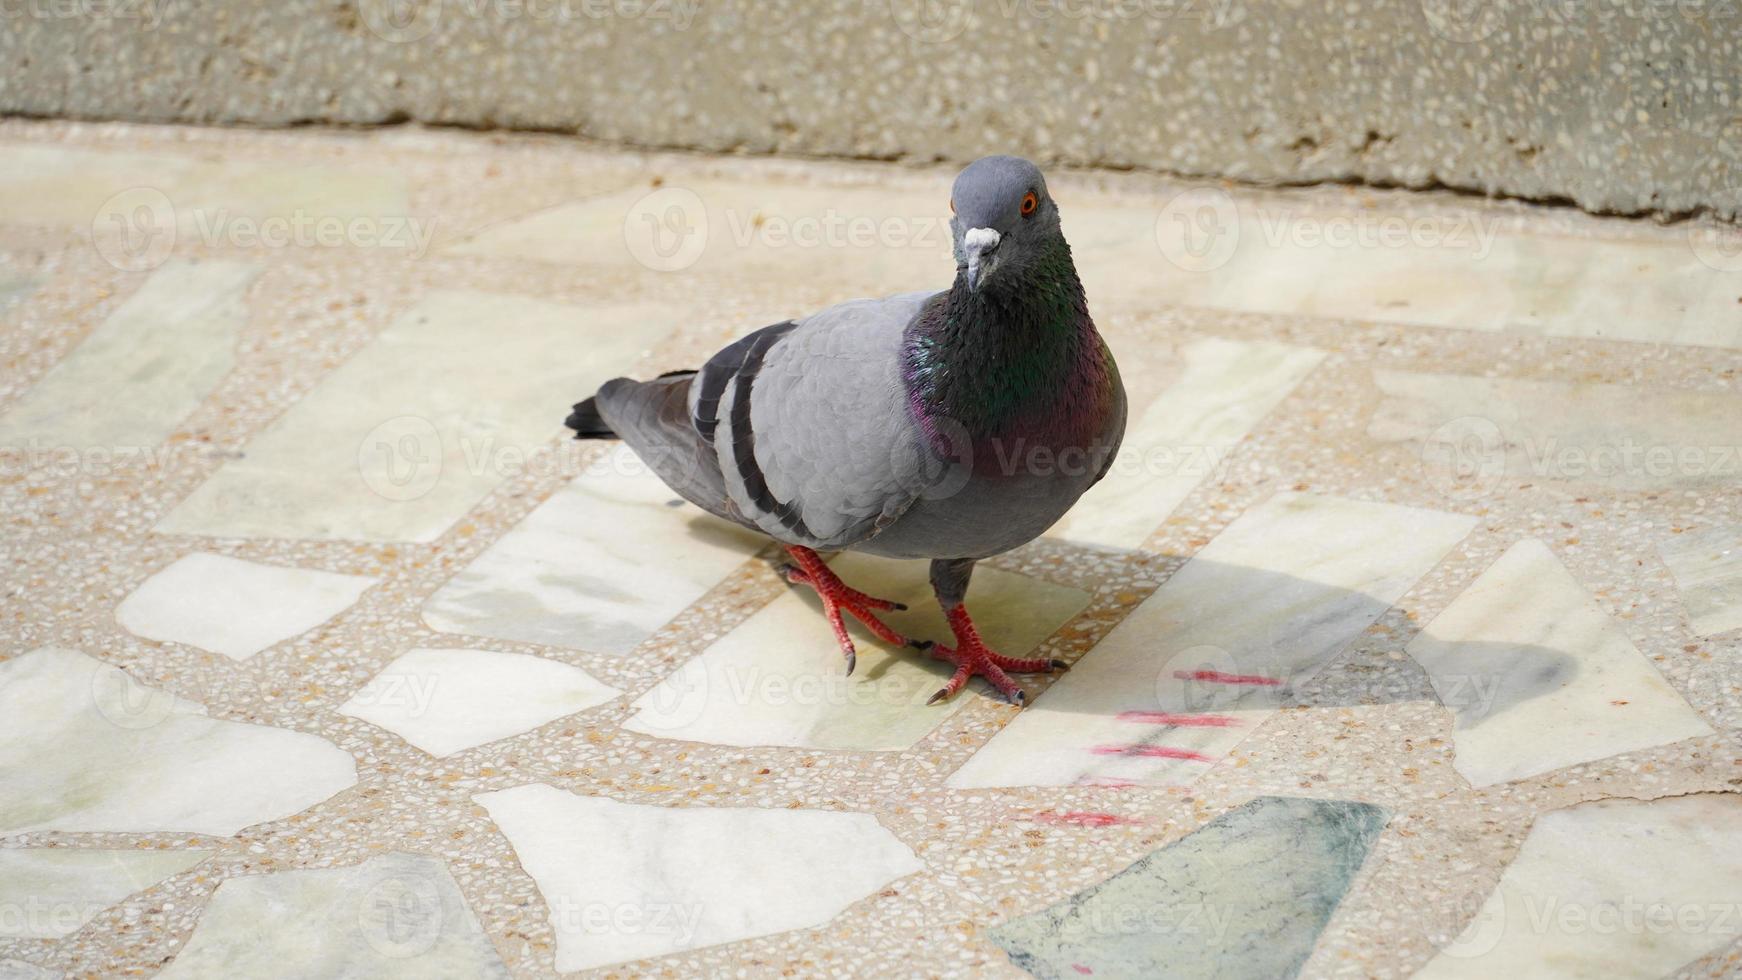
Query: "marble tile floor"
0 120 1739 979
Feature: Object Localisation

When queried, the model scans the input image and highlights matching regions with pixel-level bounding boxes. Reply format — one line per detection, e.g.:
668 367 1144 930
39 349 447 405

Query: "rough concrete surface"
1 0 1739 220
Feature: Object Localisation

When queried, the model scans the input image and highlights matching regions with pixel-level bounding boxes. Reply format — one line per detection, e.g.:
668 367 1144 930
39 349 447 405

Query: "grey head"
948 155 1063 293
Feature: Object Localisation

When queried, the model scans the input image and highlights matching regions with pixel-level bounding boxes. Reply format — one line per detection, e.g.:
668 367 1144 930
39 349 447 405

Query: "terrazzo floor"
1 119 1740 979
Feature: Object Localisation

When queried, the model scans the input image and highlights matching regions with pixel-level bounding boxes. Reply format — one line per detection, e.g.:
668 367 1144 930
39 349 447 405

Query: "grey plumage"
568 155 1126 704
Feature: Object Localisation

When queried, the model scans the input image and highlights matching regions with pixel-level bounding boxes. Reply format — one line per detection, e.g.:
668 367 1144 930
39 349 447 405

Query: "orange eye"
1021 192 1038 216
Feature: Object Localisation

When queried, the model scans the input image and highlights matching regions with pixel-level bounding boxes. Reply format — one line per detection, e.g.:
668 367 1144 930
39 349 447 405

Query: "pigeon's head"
948 155 1061 293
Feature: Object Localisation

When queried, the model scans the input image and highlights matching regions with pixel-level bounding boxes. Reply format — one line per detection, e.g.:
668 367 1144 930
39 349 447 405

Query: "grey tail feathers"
565 370 696 440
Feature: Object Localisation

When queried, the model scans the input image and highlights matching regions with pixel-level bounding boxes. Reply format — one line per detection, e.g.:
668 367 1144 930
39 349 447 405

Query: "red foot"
780 546 912 676
922 604 1067 706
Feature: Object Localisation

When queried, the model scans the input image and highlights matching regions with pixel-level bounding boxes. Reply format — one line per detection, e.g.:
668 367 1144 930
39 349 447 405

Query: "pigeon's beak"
962 227 1001 291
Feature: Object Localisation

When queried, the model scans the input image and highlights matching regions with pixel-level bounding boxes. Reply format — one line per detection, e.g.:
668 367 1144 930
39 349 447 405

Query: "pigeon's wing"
592 371 744 527
696 290 941 550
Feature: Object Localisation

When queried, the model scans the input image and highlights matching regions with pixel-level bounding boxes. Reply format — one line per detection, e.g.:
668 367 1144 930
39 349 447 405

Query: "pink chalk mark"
1091 743 1217 763
1072 965 1094 975
1116 710 1241 727
1172 669 1283 686
1032 810 1144 828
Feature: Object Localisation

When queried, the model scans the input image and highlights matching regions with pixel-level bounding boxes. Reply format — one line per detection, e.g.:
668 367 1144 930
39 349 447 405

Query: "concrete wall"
3 0 1739 219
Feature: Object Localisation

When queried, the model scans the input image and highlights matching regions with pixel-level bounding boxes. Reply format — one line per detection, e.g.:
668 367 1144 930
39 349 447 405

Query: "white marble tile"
623 553 1091 751
1657 525 1742 638
156 852 507 980
0 648 356 836
156 291 672 543
948 492 1477 789
447 180 949 293
1046 336 1323 549
1079 196 1742 348
1407 539 1713 788
115 552 377 662
0 269 35 313
0 261 258 451
1419 794 1742 978
474 783 922 972
0 145 409 231
423 445 764 655
338 648 621 757
0 849 210 939
1369 369 1742 495
0 959 60 980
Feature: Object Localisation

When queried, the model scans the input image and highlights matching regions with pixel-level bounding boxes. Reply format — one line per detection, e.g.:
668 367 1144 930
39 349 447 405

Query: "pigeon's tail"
565 370 697 440
565 393 617 440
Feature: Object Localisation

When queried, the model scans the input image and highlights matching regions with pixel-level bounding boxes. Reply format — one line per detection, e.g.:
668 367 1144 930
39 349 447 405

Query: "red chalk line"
1172 669 1283 686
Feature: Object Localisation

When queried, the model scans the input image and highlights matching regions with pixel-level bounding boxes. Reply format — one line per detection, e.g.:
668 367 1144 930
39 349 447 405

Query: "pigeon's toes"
782 546 916 672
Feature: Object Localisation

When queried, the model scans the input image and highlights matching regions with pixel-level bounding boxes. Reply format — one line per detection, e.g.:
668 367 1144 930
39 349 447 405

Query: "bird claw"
922 638 1064 706
781 547 915 674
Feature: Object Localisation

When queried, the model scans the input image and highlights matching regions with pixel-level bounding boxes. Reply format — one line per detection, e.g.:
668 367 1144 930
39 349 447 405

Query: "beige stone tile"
338 648 621 757
1657 525 1742 638
115 552 377 662
156 291 674 543
0 260 257 451
1046 335 1324 550
473 784 922 972
1406 539 1712 788
156 853 508 979
0 145 408 229
0 648 356 836
623 553 1091 751
1419 794 1742 978
0 849 210 939
948 492 1477 789
422 445 764 656
1368 368 1742 495
447 179 951 294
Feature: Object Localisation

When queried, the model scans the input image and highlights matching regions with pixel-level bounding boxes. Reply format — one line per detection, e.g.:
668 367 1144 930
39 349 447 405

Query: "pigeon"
566 155 1126 705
